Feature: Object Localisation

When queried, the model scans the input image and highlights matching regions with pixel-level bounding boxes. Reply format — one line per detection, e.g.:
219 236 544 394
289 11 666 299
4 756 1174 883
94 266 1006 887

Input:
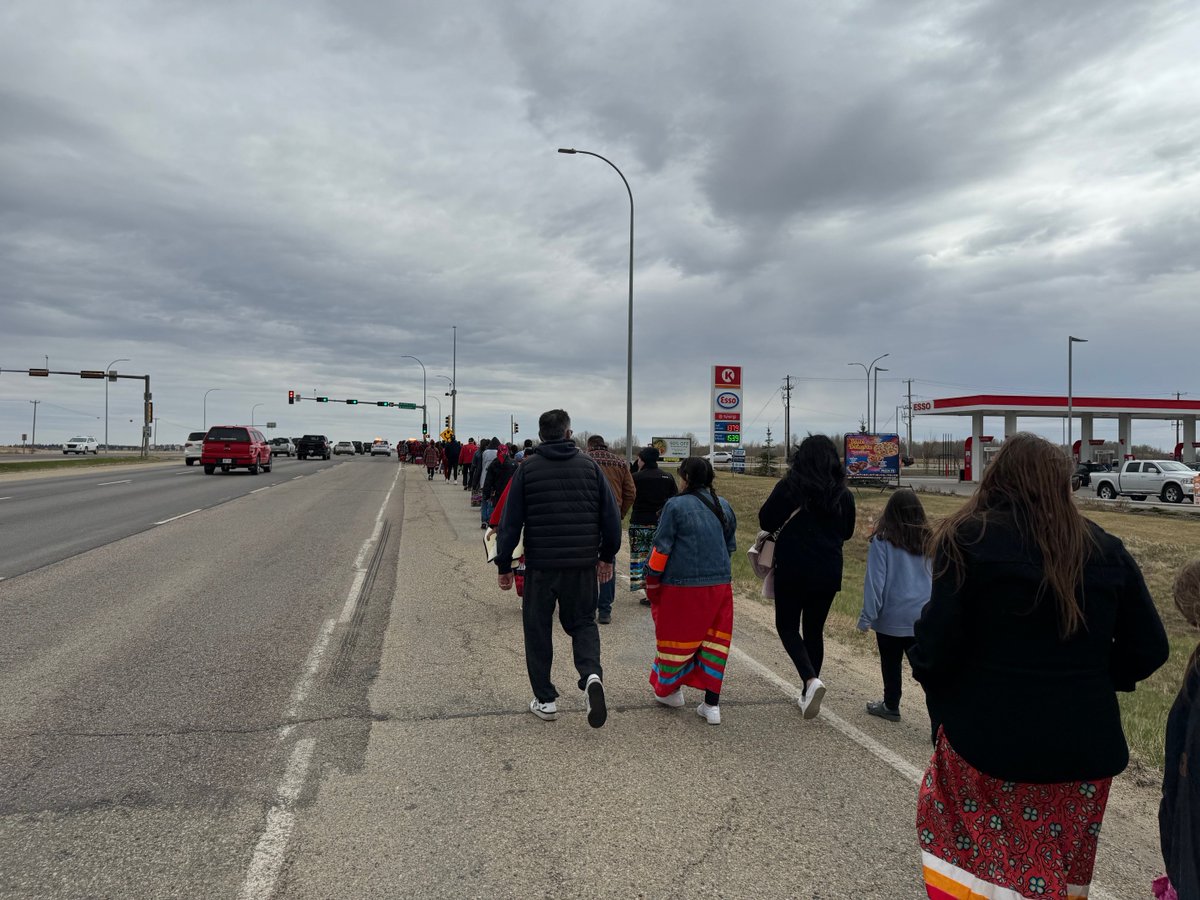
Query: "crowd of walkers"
404 416 1196 900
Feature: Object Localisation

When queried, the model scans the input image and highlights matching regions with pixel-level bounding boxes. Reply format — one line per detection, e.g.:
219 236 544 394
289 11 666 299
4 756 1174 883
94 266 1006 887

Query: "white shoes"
529 698 558 721
654 687 686 708
798 678 826 719
696 702 721 725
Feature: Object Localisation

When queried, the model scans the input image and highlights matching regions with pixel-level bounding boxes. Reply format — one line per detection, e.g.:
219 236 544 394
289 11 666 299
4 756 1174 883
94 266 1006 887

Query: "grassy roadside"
0 455 169 474
715 471 1199 770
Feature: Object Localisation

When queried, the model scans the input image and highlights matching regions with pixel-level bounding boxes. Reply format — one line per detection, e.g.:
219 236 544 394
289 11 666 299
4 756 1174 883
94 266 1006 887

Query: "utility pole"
451 325 458 436
29 399 39 454
509 414 514 445
906 378 914 458
782 375 793 462
1177 391 1182 447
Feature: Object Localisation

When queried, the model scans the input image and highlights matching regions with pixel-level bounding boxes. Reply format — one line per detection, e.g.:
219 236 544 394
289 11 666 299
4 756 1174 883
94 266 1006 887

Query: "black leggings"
875 632 915 711
772 568 837 683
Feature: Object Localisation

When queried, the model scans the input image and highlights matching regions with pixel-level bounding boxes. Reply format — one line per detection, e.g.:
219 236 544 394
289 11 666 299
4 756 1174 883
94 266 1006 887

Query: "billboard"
651 437 692 463
844 433 901 479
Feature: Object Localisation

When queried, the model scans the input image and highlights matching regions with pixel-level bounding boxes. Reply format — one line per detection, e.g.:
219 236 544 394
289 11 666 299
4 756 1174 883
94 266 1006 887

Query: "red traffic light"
288 390 295 405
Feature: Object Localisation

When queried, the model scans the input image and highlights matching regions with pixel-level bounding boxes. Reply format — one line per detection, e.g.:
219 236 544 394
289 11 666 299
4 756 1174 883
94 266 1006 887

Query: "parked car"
268 437 296 457
370 440 393 457
334 441 356 455
1073 460 1111 488
184 431 207 465
62 436 99 455
201 426 272 475
1094 459 1196 503
705 450 733 464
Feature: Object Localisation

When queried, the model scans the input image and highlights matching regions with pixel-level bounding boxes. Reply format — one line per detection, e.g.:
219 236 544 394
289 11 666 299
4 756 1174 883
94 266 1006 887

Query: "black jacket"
758 479 856 592
909 515 1169 783
483 457 517 504
1161 663 1200 897
495 439 621 574
630 465 678 526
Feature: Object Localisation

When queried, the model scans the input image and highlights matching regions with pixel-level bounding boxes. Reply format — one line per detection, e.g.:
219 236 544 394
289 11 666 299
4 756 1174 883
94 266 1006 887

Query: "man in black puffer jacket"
495 409 621 728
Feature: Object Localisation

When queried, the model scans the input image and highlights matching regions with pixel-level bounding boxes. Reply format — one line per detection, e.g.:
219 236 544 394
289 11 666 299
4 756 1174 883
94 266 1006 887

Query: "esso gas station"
913 394 1200 482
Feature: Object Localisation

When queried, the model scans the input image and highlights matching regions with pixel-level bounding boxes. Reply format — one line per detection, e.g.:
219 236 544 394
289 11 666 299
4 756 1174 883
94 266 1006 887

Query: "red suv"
201 426 272 475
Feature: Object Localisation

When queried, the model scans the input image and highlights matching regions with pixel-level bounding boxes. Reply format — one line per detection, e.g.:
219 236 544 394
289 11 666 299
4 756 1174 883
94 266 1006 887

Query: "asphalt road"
0 459 1168 898
0 454 371 580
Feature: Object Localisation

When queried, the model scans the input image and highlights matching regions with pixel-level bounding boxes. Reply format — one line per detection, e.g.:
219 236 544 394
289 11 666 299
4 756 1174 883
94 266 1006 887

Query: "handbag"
746 508 799 579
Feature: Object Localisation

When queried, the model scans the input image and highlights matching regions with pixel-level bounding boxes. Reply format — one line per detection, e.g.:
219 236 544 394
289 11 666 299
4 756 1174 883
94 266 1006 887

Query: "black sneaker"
866 700 900 722
638 597 651 607
585 674 607 728
598 612 612 624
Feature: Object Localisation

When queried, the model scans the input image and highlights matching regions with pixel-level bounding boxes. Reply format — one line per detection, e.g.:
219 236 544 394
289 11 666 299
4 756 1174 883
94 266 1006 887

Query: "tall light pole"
251 403 264 427
1068 336 1087 459
434 374 454 434
848 353 889 432
451 325 457 436
203 388 221 430
29 399 39 454
558 147 635 464
400 355 426 437
104 357 130 453
873 368 889 434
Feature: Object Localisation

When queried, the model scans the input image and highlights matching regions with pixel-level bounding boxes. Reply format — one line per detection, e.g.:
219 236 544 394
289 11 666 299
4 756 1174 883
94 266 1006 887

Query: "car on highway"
295 435 332 460
705 450 733 464
370 440 393 457
268 437 296 457
62 436 99 455
334 441 356 455
201 425 272 475
184 431 207 466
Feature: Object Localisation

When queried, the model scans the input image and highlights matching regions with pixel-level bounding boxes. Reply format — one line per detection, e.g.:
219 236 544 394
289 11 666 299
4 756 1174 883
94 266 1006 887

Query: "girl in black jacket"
757 435 856 720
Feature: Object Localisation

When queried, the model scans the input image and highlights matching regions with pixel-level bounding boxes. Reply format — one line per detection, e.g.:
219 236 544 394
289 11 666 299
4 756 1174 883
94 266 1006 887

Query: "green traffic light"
346 399 358 405
316 397 328 403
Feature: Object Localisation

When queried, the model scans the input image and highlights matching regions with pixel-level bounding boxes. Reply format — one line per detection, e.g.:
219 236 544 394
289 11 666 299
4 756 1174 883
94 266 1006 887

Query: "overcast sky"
2 0 1197 452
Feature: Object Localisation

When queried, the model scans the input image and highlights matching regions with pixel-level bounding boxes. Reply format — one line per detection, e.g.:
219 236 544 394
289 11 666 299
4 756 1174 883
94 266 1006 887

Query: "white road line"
237 738 315 900
291 475 304 480
339 466 401 623
727 645 1119 900
284 618 336 720
0 497 12 501
96 479 132 486
250 486 270 494
154 508 202 526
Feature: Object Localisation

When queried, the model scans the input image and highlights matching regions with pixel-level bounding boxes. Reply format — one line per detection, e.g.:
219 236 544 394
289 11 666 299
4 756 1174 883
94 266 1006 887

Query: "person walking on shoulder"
645 457 736 724
459 438 478 492
422 441 441 481
1159 558 1200 900
630 446 677 605
757 435 856 719
856 489 931 722
908 433 1168 900
495 409 621 728
586 435 636 624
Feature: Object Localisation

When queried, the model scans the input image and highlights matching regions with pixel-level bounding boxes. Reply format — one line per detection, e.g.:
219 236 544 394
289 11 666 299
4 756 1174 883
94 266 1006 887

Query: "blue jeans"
597 575 615 617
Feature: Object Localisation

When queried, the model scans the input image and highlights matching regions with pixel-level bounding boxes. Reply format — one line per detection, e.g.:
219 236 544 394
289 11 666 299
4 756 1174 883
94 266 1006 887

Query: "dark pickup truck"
296 434 332 460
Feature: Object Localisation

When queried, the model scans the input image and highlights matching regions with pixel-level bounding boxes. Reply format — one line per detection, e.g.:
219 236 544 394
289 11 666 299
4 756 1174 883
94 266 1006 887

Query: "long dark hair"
784 434 845 513
930 432 1095 638
872 489 929 556
678 457 727 529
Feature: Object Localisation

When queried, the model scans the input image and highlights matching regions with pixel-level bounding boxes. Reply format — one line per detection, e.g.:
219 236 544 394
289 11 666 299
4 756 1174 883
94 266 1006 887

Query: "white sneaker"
654 687 685 708
798 678 826 719
529 698 558 721
696 702 721 725
585 674 607 728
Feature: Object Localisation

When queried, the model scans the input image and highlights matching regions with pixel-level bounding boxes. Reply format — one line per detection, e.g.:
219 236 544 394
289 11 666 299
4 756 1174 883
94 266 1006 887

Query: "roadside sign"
714 366 742 388
266 421 277 429
650 437 691 462
397 402 417 410
710 364 744 457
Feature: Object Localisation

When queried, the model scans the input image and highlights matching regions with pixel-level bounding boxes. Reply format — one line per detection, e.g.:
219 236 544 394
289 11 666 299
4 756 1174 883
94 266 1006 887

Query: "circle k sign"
715 391 741 410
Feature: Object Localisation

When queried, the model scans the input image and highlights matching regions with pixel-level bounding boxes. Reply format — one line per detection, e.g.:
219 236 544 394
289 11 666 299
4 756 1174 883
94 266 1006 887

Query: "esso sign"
912 401 933 412
716 392 741 410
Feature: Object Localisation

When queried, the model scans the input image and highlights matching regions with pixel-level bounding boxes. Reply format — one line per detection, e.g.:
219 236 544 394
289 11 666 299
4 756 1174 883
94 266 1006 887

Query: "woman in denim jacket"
645 457 738 725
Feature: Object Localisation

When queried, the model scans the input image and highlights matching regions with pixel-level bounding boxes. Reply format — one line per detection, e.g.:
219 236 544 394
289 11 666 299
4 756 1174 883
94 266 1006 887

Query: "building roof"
914 394 1200 420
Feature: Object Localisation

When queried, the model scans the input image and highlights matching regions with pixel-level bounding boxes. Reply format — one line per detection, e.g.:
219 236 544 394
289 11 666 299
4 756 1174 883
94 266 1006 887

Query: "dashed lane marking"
154 508 202 526
96 479 132 486
250 486 271 494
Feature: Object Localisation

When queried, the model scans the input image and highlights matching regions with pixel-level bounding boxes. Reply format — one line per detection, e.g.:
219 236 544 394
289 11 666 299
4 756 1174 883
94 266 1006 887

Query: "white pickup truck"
1093 459 1197 504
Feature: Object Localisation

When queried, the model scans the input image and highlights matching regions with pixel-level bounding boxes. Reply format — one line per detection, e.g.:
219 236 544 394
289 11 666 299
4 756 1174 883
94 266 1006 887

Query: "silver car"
333 441 356 455
269 437 296 457
184 431 206 466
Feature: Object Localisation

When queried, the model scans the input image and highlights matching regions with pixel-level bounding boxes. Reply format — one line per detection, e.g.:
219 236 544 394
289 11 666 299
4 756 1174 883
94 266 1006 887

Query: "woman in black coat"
757 435 856 719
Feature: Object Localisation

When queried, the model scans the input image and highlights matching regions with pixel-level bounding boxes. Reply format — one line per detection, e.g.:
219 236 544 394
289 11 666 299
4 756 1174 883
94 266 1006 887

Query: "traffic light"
444 416 451 428
346 399 358 405
145 401 153 421
288 390 295 405
316 397 328 403
422 422 428 435
376 401 388 407
513 422 519 434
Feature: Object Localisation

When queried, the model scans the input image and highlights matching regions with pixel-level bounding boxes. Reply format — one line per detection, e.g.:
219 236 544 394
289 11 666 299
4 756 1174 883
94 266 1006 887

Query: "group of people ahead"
417 414 1195 899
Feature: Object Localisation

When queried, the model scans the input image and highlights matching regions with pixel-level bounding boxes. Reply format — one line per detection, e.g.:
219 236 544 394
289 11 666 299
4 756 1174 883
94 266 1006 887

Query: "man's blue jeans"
597 575 615 617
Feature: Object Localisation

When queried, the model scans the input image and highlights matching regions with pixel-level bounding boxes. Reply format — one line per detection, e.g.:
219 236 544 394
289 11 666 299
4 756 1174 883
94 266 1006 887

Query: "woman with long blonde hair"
909 432 1168 900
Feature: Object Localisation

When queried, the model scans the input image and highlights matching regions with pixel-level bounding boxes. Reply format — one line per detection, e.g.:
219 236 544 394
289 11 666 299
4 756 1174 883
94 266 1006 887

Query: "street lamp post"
1068 336 1087 459
451 325 457 436
203 388 221 430
251 403 264 427
848 353 889 432
400 355 426 436
434 375 454 434
104 357 130 452
558 147 635 464
873 368 889 434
